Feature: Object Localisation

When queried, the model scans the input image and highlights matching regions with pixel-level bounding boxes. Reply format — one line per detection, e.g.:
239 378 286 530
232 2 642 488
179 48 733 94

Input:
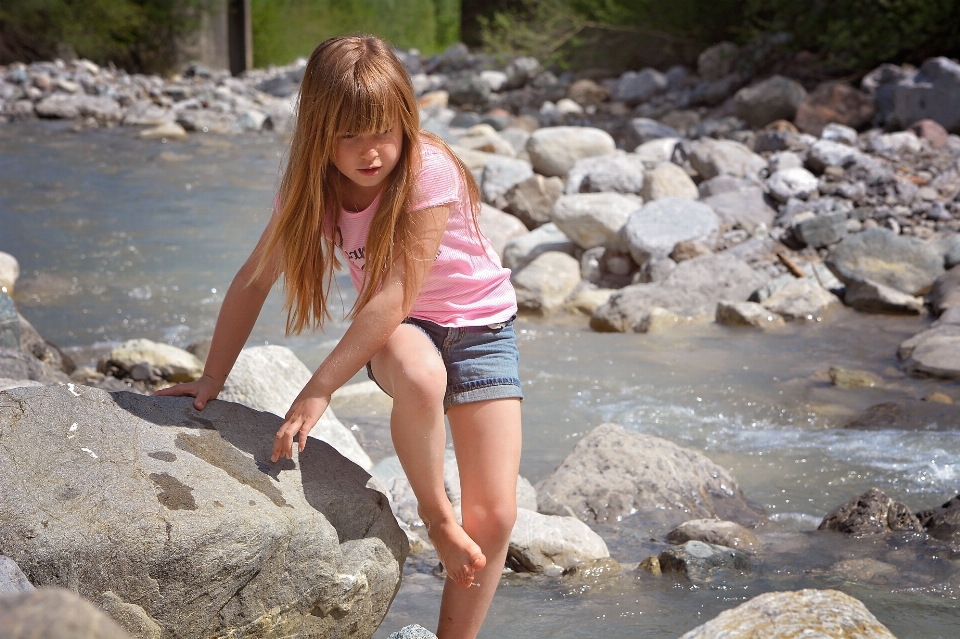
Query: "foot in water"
425 516 486 587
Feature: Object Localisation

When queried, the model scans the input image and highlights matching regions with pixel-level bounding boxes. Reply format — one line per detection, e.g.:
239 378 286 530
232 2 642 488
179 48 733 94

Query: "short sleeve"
408 143 460 212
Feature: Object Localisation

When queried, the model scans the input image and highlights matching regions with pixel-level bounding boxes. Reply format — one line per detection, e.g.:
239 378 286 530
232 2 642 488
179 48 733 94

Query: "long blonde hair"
257 35 482 335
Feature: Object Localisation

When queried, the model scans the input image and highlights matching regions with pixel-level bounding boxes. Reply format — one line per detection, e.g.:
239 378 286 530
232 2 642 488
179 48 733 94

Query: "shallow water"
2 122 958 638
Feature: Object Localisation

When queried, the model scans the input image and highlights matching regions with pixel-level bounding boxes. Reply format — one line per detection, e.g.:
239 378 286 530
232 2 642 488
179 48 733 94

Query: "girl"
156 35 522 639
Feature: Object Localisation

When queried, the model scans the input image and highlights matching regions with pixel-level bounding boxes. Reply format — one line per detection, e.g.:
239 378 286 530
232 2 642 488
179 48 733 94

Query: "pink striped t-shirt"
335 141 517 327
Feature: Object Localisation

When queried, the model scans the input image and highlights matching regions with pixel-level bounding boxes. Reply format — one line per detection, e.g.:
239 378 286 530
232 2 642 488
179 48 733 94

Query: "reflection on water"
2 122 958 638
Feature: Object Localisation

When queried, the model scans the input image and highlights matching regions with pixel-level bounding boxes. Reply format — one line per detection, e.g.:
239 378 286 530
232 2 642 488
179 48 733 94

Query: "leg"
370 325 485 587
437 398 522 639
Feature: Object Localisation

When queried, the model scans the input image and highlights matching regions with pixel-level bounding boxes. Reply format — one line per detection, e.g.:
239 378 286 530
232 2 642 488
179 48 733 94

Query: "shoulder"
417 139 458 178
410 138 461 209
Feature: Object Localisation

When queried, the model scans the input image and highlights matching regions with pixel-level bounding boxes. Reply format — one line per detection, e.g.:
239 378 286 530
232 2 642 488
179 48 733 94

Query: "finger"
154 384 197 398
271 418 299 462
194 387 210 411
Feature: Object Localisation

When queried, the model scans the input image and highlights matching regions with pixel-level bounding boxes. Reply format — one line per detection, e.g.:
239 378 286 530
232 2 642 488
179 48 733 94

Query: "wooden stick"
777 252 806 278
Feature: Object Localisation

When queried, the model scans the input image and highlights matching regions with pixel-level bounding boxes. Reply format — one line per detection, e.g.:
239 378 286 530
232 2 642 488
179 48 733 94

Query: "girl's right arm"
154 217 281 410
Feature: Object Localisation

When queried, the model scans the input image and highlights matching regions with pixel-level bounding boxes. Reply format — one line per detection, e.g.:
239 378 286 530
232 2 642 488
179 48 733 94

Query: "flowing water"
2 122 958 638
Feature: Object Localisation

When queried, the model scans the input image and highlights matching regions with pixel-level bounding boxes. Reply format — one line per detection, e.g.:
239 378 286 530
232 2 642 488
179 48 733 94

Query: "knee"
394 355 446 409
462 500 517 541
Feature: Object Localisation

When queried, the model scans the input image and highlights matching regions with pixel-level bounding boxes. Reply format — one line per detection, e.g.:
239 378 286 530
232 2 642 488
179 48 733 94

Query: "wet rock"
108 338 202 383
526 126 616 178
687 138 766 181
0 555 34 595
561 557 622 583
794 212 849 249
829 557 898 583
389 625 437 639
819 487 924 534
218 345 372 470
479 203 528 259
916 494 960 543
847 399 960 431
658 540 751 581
665 519 761 554
480 156 533 207
843 279 924 314
794 82 876 136
677 589 897 639
622 197 719 266
567 286 616 315
623 117 684 150
512 251 582 313
505 175 563 229
829 366 881 388
0 589 134 639
733 75 807 128
924 392 954 404
507 508 610 573
592 253 767 332
761 278 840 321
716 301 785 329
0 252 18 295
564 152 645 195
639 162 698 201
502 222 576 271
697 42 740 81
826 228 945 296
928 265 960 317
893 57 960 132
536 422 765 526
0 349 70 385
551 193 641 250
897 325 960 380
0 386 405 639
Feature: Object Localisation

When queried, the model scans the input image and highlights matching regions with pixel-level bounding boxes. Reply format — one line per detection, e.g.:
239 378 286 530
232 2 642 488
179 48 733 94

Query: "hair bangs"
335 64 407 136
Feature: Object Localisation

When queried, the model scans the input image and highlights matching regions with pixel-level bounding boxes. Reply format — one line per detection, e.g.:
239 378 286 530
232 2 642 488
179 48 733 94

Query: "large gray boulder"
591 253 767 332
526 127 616 178
819 487 923 535
826 228 945 296
897 324 960 380
507 508 609 574
564 152 645 195
219 345 373 470
502 222 576 272
760 279 841 322
0 555 35 595
550 193 641 250
0 386 405 639
480 156 533 206
536 423 765 527
733 75 807 128
666 519 761 554
621 198 720 266
0 349 69 386
0 589 135 639
512 251 582 313
687 139 766 181
893 57 960 132
678 589 898 639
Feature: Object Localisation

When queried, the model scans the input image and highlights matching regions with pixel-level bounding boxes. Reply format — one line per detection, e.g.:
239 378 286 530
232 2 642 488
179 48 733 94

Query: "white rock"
820 122 858 145
508 508 610 572
481 156 534 205
236 108 267 131
806 139 864 173
761 278 840 321
565 152 645 195
512 251 582 313
765 167 819 203
0 252 19 295
479 70 508 92
555 98 584 115
140 121 188 141
688 139 766 181
622 197 720 265
526 126 617 178
868 130 923 155
767 151 804 173
550 193 642 250
640 162 698 200
503 222 576 271
633 137 681 168
110 338 203 383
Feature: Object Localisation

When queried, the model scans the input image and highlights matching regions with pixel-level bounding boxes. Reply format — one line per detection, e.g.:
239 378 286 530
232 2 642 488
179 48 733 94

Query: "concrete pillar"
190 0 251 74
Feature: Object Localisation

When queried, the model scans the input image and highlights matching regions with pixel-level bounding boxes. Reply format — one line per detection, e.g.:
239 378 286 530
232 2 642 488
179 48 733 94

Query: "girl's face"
332 125 403 192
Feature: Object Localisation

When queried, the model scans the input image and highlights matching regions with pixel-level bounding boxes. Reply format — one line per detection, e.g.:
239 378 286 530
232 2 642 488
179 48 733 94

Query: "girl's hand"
154 375 223 411
271 393 332 462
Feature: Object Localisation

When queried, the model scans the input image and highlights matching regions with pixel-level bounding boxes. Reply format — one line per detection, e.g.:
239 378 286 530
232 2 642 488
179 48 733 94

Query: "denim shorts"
366 315 523 412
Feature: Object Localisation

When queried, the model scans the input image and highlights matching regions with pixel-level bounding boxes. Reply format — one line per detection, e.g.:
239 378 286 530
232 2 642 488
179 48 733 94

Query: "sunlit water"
2 122 958 638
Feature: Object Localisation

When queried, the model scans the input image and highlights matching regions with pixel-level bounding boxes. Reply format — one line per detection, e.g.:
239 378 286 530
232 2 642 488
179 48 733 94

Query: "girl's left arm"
270 204 450 462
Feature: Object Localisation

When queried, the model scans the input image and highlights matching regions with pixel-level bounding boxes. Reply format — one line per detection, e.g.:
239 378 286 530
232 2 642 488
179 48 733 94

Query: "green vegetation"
251 0 460 67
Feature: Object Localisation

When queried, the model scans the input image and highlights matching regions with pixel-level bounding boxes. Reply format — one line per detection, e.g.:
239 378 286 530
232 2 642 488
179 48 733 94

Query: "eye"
340 133 358 140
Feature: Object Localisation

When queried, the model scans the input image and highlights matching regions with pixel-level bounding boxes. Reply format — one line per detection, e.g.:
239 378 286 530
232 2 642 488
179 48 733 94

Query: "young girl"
156 35 522 639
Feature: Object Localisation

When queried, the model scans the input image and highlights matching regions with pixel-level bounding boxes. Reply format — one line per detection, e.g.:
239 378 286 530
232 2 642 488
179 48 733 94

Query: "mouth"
358 166 381 177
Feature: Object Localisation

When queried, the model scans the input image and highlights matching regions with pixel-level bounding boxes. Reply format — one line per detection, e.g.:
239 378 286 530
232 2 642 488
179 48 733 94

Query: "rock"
916 494 960 543
459 124 516 158
924 392 954 404
658 540 751 581
843 279 924 314
0 386 405 639
761 278 840 321
108 338 202 383
623 118 683 150
767 150 804 172
19 314 73 375
866 130 922 156
561 557 623 583
0 349 69 385
502 223 576 272
733 75 807 128
616 68 668 105
829 557 898 583
505 174 563 230
829 366 881 388
715 301 786 329
928 265 960 317
687 139 766 181
507 508 610 573
821 122 859 145
846 399 960 431
592 253 767 332
526 126 616 178
479 203 528 259
639 162 698 201
218 345 373 470
100 591 161 639
862 63 914 127
909 118 949 148
794 212 849 249
794 82 876 136
35 94 123 122
766 168 818 203
564 152 645 195
0 295 19 350
670 241 712 263
897 325 960 380
677 589 897 639
566 286 616 315
697 42 740 81
550 193 641 250
697 176 756 198
123 101 174 127
236 109 267 132
701 187 776 231
536 423 765 526
0 555 34 595
139 121 187 141
665 519 761 554
0 589 135 639
818 487 923 534
446 73 490 108
826 227 945 295
806 139 864 174
622 197 719 266
512 251 582 313
176 109 240 135
0 252 18 294
389 625 438 639
893 57 960 132
633 137 681 167
567 79 610 107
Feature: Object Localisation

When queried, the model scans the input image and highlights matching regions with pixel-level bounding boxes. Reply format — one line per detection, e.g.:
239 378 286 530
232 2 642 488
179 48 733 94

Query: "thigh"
447 398 522 505
369 323 446 399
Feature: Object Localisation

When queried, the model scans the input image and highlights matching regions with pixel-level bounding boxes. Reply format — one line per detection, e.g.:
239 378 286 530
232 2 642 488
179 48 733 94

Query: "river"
1 122 957 638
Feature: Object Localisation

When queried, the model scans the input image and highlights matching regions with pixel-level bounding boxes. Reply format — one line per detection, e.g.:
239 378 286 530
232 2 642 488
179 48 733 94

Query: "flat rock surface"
621 197 720 266
507 508 610 573
0 385 405 639
845 400 960 431
897 324 960 380
826 228 945 296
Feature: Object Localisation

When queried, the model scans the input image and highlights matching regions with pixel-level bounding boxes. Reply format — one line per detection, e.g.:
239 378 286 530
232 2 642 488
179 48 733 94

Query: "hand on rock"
271 393 331 462
154 374 222 411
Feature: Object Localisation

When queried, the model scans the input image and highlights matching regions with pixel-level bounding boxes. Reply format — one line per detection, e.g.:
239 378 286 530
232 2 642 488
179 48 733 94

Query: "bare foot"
425 516 486 587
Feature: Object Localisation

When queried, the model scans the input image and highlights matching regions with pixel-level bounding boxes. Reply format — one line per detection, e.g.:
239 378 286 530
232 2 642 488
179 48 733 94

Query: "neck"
340 174 383 212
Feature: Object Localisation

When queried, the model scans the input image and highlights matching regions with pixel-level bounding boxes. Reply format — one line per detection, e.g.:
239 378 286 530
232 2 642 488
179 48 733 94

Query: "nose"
359 135 379 160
